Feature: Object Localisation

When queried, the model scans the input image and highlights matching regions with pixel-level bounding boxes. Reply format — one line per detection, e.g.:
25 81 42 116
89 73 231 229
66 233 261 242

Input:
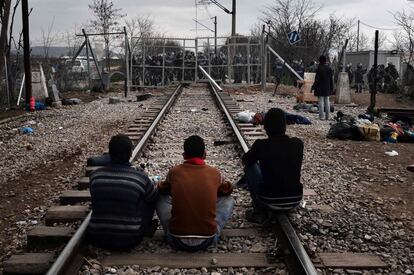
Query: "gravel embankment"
233 89 414 275
0 92 158 268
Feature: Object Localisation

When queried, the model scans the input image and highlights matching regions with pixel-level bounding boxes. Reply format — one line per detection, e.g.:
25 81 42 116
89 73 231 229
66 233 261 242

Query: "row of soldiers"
131 51 262 86
344 63 400 93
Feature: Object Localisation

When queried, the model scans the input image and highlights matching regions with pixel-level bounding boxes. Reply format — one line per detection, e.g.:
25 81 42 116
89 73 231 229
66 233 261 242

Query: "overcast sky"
11 0 412 46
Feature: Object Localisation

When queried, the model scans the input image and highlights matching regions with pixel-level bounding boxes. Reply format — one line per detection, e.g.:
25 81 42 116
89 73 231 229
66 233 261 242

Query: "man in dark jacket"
312 55 334 120
242 108 304 223
87 135 158 251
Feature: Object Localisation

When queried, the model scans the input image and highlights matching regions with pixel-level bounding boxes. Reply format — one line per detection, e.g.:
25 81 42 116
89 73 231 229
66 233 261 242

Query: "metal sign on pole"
287 30 301 45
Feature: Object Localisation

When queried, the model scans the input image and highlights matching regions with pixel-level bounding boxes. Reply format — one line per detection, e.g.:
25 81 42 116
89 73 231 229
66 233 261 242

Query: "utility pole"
22 0 32 106
214 16 217 55
368 30 379 114
357 20 360 52
231 0 236 36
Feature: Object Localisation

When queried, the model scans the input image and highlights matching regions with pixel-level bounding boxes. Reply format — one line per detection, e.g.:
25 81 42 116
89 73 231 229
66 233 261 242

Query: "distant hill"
30 46 86 58
10 46 86 58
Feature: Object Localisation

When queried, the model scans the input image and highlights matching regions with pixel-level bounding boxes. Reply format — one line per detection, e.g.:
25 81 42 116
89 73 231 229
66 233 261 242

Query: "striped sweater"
87 163 158 249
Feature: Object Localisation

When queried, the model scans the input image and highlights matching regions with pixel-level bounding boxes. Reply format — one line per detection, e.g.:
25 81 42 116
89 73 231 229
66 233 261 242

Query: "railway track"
4 70 318 274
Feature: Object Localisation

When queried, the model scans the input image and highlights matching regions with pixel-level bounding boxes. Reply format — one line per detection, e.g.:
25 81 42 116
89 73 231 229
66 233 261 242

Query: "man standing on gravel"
87 135 158 251
312 55 333 120
242 108 304 223
156 135 234 251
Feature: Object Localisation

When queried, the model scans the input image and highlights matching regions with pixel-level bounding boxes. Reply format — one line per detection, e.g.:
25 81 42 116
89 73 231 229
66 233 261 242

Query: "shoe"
245 208 268 224
407 164 414 173
144 219 159 237
236 175 248 189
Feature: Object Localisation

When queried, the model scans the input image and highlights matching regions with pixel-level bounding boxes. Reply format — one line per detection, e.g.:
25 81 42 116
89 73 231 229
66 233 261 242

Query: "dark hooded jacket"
242 109 304 198
313 63 334 97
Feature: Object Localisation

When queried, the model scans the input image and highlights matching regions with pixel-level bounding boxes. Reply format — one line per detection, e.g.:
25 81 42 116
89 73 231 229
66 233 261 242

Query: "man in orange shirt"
156 135 234 251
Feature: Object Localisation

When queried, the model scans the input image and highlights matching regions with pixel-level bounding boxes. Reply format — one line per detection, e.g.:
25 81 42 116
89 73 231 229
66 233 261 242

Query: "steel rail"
199 65 317 275
46 85 182 275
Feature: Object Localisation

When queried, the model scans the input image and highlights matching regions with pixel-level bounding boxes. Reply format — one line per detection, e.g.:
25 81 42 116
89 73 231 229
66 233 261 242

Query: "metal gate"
130 36 263 88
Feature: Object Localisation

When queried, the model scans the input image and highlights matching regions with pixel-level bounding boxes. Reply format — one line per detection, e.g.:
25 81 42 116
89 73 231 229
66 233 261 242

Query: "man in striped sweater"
87 135 158 251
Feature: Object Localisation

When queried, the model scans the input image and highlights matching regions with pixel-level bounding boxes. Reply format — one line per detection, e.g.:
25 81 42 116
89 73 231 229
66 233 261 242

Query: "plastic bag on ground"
236 111 255 123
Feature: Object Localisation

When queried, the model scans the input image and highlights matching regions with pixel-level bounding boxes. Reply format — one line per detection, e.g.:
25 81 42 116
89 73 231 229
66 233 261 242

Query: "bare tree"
125 15 166 53
41 17 56 62
88 0 125 71
261 0 354 66
347 30 370 51
393 9 414 63
0 0 12 83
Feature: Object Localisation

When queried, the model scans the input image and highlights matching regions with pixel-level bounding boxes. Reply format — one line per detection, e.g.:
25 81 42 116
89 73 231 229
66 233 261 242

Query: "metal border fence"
130 36 263 88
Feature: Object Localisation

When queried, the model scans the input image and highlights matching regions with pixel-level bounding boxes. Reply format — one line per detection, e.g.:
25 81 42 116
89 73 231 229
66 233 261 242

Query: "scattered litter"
236 111 255 123
20 127 33 134
151 176 161 183
190 108 197 112
26 120 36 125
62 98 82 105
202 108 209 111
385 150 399 157
58 126 63 130
407 165 414 173
300 201 307 208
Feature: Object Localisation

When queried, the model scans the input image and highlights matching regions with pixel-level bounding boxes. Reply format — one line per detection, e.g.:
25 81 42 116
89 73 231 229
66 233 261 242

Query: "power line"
359 20 401 31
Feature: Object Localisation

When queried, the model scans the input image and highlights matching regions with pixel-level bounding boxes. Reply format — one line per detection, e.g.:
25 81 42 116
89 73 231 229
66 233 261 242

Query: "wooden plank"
102 253 274 268
128 127 147 132
27 226 73 250
319 253 387 269
77 177 90 190
85 166 103 177
243 131 266 137
45 205 89 226
60 190 91 205
3 253 53 275
238 123 255 127
304 189 317 196
309 204 335 213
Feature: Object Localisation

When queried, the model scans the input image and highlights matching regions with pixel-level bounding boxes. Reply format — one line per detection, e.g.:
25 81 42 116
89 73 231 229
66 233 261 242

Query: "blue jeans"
244 164 264 209
156 195 234 250
245 164 302 212
87 154 112 166
318 96 330 120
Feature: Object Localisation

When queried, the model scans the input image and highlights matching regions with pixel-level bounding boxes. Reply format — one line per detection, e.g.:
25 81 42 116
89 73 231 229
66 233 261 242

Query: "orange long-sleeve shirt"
158 163 233 236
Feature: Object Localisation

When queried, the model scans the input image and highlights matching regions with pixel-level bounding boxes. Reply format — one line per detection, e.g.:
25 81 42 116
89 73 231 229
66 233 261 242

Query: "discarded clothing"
327 122 364 141
285 113 312 125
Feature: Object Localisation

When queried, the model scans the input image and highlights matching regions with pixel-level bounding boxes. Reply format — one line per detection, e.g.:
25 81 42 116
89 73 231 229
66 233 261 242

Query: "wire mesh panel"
130 36 262 88
197 36 262 84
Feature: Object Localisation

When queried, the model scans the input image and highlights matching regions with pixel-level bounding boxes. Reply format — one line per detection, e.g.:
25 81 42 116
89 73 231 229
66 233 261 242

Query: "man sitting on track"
242 108 304 223
87 134 158 251
156 135 234 251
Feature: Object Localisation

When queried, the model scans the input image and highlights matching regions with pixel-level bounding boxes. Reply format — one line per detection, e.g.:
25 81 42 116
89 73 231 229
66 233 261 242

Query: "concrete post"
336 72 351 104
